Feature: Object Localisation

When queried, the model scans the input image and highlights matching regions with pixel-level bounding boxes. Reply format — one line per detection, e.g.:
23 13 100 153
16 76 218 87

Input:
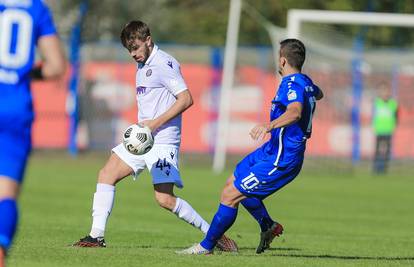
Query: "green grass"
7 152 414 267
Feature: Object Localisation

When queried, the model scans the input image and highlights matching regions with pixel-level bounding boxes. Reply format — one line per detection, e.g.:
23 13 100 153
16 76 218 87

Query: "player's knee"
97 167 116 185
220 189 233 206
155 194 175 210
220 194 236 207
220 181 242 208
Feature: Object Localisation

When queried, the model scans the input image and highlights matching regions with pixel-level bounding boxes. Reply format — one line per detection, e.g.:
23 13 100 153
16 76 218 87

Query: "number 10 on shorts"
240 172 260 190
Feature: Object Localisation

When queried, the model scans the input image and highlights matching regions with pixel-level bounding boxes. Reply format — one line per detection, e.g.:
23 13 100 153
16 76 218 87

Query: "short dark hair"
280 39 306 70
120 20 151 49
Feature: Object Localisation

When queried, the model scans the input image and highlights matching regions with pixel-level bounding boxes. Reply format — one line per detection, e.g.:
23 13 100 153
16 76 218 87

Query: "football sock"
200 203 238 250
0 199 18 251
90 183 115 238
241 198 275 232
173 198 210 234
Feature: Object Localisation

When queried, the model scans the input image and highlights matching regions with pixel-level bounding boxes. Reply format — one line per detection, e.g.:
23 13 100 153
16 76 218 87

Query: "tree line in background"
48 0 414 48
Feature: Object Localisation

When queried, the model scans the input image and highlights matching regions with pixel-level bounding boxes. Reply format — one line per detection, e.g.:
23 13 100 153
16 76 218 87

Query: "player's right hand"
139 119 159 132
250 123 270 141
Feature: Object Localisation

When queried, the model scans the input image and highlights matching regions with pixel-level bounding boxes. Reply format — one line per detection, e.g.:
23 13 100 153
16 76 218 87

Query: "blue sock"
241 198 274 232
0 199 18 250
200 203 238 250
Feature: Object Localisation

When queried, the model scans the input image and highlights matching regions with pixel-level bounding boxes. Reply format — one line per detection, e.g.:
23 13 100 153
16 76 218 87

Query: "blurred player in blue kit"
0 0 65 265
179 39 324 255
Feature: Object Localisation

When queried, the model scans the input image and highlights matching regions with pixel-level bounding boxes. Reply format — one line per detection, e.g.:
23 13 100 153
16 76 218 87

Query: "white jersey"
135 45 188 146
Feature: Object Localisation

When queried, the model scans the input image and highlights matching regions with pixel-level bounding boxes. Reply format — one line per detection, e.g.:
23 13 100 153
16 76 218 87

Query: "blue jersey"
265 73 320 167
0 0 56 128
0 0 56 182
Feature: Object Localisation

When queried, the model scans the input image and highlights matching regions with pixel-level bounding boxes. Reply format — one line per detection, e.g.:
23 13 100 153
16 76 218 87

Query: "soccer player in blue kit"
0 1 65 265
179 39 324 255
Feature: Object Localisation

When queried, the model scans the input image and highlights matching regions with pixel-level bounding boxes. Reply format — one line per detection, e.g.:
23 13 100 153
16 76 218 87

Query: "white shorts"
112 143 183 188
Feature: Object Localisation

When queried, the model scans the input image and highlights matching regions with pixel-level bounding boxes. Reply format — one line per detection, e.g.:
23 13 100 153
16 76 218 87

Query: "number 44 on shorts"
155 158 171 173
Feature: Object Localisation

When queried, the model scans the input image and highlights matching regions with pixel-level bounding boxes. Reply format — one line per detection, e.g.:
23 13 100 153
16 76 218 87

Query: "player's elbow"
176 90 193 110
294 113 301 122
52 58 66 78
291 109 301 122
56 60 67 77
43 59 67 80
38 36 67 79
186 96 193 109
182 92 193 109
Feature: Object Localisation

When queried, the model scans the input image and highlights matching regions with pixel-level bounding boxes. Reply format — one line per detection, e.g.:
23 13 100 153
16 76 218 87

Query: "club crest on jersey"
287 89 297 101
146 69 152 77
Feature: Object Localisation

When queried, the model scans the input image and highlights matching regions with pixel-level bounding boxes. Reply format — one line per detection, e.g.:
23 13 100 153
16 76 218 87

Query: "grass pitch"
7 152 414 267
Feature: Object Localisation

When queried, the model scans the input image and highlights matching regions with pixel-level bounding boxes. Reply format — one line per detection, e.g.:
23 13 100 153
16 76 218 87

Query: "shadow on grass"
239 247 301 252
134 246 300 251
108 245 414 261
156 246 301 252
268 253 414 261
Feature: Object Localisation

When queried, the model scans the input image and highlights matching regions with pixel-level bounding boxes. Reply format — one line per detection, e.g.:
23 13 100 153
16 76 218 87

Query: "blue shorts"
0 128 32 183
234 146 303 199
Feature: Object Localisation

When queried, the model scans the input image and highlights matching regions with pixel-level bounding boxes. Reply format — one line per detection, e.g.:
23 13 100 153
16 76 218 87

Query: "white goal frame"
287 9 414 38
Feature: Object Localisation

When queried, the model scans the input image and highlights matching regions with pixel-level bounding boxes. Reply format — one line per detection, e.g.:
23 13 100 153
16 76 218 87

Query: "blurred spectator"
372 83 398 174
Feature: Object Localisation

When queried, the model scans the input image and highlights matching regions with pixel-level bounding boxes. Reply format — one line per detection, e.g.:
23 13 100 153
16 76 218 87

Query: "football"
122 124 154 155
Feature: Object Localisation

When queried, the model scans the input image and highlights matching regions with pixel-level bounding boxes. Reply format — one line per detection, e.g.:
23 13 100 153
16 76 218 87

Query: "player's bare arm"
141 89 193 132
37 35 66 79
250 102 302 141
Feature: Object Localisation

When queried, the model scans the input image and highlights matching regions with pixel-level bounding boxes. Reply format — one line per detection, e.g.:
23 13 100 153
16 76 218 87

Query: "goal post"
212 0 242 173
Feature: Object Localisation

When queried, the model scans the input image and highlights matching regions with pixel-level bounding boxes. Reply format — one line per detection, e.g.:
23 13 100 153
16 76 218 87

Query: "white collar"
145 44 158 65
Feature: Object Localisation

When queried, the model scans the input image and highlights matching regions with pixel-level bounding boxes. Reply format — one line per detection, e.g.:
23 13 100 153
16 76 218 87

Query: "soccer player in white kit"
73 20 237 252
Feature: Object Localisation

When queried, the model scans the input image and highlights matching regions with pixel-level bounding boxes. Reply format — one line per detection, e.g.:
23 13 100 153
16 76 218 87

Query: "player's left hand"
250 123 271 140
140 119 160 132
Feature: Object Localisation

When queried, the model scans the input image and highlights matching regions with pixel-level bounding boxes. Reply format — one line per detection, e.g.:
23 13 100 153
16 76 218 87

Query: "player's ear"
146 36 152 45
280 56 287 67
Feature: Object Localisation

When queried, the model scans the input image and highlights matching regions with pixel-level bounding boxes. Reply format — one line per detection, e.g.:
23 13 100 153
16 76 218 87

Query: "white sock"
172 198 210 234
89 183 115 238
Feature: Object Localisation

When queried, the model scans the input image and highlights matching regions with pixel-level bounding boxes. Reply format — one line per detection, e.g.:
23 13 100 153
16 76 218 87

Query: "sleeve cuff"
173 87 188 96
